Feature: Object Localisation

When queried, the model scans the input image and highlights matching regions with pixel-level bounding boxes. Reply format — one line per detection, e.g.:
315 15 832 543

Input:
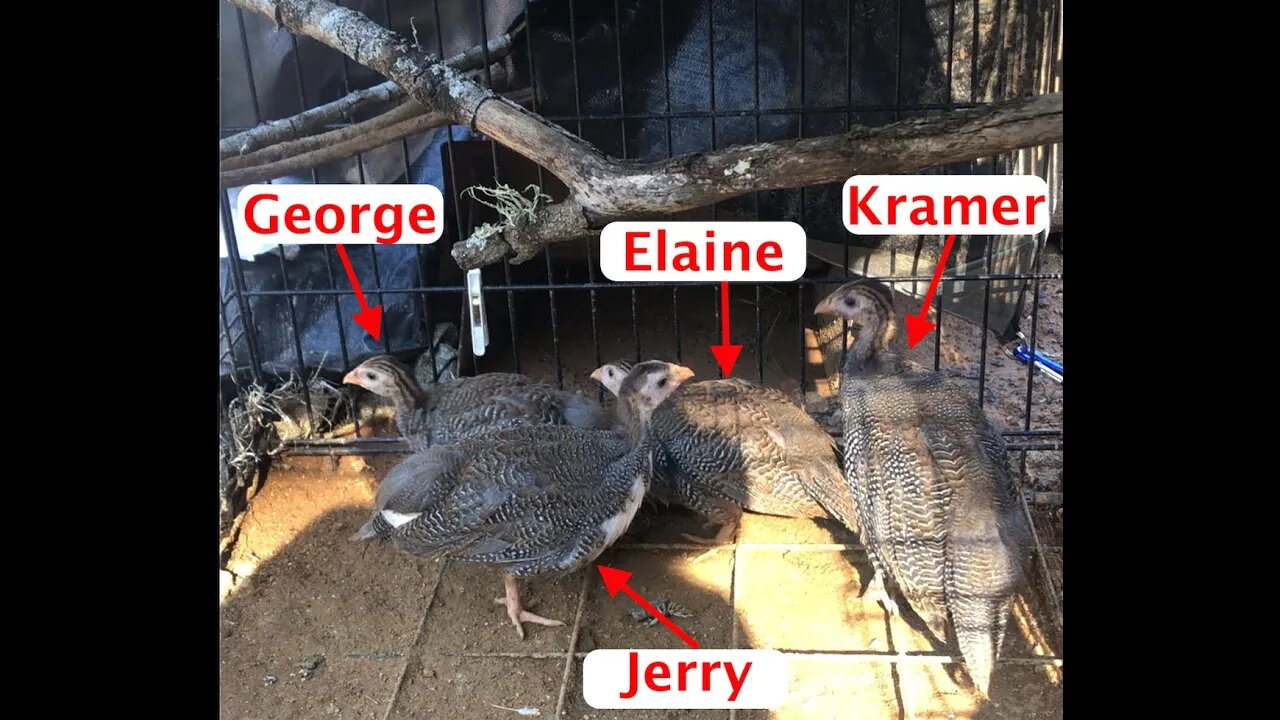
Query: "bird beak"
672 365 696 383
342 369 361 386
589 368 604 382
814 295 838 316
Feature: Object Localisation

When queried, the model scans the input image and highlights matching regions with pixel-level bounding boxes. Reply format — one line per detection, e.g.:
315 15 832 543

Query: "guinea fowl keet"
343 354 609 450
353 361 695 639
591 360 851 545
814 278 1031 698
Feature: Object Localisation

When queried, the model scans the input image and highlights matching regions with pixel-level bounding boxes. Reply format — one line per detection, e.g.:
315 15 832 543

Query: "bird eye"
843 297 856 307
607 369 614 377
658 377 668 388
365 372 376 380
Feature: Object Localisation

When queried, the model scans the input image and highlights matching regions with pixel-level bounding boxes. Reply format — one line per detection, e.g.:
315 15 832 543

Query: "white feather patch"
599 473 647 546
381 509 422 528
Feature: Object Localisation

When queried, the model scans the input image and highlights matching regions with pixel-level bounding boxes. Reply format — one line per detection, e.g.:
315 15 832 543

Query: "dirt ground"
220 245 1063 719
220 459 1062 719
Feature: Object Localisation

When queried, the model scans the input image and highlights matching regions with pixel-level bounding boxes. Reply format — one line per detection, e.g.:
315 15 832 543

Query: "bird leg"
680 519 739 546
493 573 564 639
680 504 743 547
683 520 741 565
864 571 900 617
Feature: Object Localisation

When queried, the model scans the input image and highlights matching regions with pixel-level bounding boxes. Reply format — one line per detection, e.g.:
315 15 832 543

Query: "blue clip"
1005 333 1062 383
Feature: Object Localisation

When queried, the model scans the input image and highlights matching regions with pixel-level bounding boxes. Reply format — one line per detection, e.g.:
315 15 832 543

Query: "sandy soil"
221 467 1061 719
221 245 1062 719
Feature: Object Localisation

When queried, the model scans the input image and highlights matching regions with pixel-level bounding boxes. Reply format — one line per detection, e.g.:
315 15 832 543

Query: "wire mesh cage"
218 1 1062 717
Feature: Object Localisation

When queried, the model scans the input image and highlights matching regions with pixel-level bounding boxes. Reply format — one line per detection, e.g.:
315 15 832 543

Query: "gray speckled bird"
352 361 695 638
343 355 609 450
815 278 1030 697
591 361 852 545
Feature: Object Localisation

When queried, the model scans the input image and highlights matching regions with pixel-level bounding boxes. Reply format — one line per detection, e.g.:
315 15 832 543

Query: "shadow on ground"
220 455 1061 720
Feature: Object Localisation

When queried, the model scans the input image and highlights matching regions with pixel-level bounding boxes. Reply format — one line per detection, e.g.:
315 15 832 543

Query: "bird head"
615 361 695 430
342 355 419 403
814 279 897 336
589 359 635 396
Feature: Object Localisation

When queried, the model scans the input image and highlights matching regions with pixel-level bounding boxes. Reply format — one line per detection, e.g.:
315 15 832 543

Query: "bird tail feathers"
952 595 1013 698
350 519 379 542
349 513 394 542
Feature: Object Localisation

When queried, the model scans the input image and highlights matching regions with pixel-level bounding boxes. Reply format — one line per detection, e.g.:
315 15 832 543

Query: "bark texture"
227 0 1064 270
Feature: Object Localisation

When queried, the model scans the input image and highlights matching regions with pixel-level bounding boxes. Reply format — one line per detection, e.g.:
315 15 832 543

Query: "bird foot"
506 607 565 639
688 545 730 565
680 520 739 546
865 573 900 616
684 521 739 564
679 532 720 546
497 580 565 639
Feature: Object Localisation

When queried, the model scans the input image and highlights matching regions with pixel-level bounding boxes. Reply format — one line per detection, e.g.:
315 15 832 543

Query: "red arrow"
597 565 700 649
904 234 957 349
335 244 383 341
709 281 743 376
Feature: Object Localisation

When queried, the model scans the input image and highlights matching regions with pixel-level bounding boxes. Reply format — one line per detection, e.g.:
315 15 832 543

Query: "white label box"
843 174 1050 235
582 649 789 709
233 184 444 245
600 221 807 281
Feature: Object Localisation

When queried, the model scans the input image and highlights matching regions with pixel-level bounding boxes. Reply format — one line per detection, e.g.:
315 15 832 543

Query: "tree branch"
219 85 533 187
218 31 515 161
451 200 595 269
585 93 1063 217
228 0 617 191
220 105 450 187
227 0 1064 270
451 95 1062 268
219 80 400 160
221 100 424 171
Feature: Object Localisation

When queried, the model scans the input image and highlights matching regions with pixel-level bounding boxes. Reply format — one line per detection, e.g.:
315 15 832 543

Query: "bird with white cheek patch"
351 361 694 640
591 359 853 547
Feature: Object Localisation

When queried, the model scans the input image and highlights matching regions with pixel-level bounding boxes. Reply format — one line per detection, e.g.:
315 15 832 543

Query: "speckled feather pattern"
840 364 1030 693
399 372 610 451
368 424 653 578
647 379 844 524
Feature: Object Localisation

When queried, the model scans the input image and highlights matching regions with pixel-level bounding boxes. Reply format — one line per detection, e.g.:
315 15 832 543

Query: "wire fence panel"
218 2 1063 712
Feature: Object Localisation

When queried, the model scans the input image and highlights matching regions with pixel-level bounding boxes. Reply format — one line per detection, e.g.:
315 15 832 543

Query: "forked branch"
226 0 1064 270
218 32 515 161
